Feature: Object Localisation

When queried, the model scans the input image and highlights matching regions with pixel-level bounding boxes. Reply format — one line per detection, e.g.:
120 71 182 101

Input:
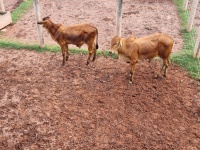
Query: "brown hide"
38 17 98 65
110 33 174 83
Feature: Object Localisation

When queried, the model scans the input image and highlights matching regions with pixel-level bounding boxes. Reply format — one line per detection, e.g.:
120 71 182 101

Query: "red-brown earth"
0 49 199 149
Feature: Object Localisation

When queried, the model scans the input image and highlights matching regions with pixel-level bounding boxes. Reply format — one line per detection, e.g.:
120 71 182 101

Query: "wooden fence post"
193 30 200 58
187 0 199 32
0 0 5 12
33 0 44 47
183 0 189 11
116 0 123 36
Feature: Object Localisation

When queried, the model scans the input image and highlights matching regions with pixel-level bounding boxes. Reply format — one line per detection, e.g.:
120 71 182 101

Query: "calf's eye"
115 42 119 46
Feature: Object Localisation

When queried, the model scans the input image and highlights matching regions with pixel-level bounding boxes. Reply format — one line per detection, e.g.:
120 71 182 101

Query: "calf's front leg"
65 45 69 61
129 62 136 84
61 45 66 66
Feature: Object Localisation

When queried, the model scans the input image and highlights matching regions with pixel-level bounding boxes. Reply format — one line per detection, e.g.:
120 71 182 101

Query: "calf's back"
132 33 174 60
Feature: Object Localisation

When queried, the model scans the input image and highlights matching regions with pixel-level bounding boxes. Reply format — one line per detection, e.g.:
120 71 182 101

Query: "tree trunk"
0 0 5 12
33 0 44 47
187 0 199 32
116 0 123 36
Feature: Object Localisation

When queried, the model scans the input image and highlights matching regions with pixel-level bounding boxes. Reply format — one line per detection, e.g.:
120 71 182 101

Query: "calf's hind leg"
61 45 66 66
92 43 97 62
86 43 94 65
129 62 137 84
163 58 169 77
159 60 165 77
160 58 169 77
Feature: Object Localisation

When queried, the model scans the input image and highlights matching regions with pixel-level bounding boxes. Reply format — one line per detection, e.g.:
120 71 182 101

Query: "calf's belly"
139 52 158 60
119 54 131 63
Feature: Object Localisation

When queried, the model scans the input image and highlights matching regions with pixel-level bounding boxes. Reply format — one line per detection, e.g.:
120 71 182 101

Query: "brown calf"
38 16 98 65
109 33 174 83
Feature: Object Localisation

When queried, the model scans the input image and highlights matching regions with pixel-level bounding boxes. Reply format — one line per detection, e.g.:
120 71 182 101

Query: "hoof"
154 73 163 79
154 74 159 78
129 80 133 84
163 74 167 78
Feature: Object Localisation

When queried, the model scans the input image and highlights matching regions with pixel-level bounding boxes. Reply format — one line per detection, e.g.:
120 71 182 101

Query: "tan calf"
110 33 174 83
38 16 98 65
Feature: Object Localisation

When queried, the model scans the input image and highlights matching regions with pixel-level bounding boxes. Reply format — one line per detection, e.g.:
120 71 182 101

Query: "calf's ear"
119 39 123 48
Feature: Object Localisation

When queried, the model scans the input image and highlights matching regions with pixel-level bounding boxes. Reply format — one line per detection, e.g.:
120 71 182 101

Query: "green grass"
0 40 59 52
171 0 200 79
11 0 32 23
0 39 108 56
0 39 88 54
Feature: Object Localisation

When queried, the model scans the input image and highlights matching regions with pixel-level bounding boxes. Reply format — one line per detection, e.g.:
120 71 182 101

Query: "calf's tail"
95 27 99 49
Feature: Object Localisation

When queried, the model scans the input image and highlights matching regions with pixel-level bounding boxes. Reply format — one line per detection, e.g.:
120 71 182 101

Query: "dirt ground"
0 0 200 149
0 49 199 149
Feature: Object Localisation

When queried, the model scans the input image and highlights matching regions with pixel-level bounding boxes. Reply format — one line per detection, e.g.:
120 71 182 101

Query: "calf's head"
37 16 52 28
109 36 122 55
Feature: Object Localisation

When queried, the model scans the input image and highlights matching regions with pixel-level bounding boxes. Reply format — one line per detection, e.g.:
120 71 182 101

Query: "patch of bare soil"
3 0 23 12
2 0 183 52
0 49 199 149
